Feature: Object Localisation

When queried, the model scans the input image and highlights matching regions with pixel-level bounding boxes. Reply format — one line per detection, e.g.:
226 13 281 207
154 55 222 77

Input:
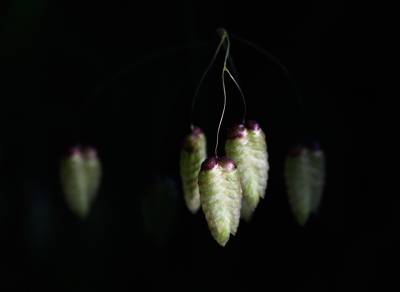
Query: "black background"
0 0 395 291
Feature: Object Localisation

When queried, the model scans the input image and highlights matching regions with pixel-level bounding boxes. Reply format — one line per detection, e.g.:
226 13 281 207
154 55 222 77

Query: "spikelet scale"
60 146 102 219
225 120 269 210
284 142 325 225
198 156 242 246
180 127 207 213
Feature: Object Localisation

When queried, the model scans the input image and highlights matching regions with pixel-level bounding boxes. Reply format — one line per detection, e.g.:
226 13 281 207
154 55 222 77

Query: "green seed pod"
198 156 242 247
225 120 269 210
60 145 102 219
284 142 325 226
180 126 207 214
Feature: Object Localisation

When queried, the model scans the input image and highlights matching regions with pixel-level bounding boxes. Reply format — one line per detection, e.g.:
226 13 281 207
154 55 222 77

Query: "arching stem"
190 35 226 131
215 28 247 157
222 41 246 123
214 28 229 157
227 31 308 137
225 69 246 124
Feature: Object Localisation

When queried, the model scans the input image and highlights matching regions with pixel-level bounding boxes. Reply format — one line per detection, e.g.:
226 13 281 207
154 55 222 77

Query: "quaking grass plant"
284 141 325 225
181 28 271 246
187 29 244 246
180 126 207 213
60 145 102 219
74 25 325 244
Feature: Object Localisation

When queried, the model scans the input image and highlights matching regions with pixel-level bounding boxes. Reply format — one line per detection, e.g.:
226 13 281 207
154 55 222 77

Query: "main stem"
215 28 247 157
214 28 230 157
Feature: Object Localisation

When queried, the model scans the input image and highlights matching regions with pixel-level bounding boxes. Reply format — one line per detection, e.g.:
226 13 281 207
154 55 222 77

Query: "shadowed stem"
77 41 211 142
227 31 308 137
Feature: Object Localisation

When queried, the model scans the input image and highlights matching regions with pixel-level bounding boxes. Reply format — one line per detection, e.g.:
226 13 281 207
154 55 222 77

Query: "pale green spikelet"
180 126 207 214
60 145 102 219
198 156 242 247
225 120 269 210
60 146 89 218
284 141 325 225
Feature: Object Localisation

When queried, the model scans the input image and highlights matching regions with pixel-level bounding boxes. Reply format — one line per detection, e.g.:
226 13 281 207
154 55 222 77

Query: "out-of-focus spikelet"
225 120 269 211
60 146 102 219
240 200 254 222
198 156 242 246
284 142 325 226
180 126 207 213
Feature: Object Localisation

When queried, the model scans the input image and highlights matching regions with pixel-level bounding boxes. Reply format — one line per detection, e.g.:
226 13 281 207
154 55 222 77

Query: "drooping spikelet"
198 156 242 246
60 145 102 219
284 141 325 226
180 126 207 213
225 120 269 211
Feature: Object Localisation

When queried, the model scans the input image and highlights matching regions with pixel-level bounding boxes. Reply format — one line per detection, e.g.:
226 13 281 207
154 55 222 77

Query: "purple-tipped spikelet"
198 156 242 246
180 126 207 214
284 141 325 226
60 145 102 219
225 120 269 211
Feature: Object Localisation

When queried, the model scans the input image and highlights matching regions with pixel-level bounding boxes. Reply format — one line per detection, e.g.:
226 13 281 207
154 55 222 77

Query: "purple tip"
192 126 203 136
182 133 199 153
218 156 237 170
245 120 260 131
82 146 98 160
307 140 321 151
201 157 218 171
288 143 306 157
226 124 246 139
66 145 81 157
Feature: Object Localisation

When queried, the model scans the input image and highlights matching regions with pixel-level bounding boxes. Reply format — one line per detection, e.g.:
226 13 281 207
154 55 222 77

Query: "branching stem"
190 35 226 131
215 28 247 157
227 31 308 137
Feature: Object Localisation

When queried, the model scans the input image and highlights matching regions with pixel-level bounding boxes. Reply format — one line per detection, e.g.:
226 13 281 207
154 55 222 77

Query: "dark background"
0 0 395 291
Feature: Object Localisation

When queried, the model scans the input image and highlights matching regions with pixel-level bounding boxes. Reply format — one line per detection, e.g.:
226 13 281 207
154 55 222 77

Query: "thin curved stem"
227 31 308 135
215 28 231 158
224 42 241 86
222 41 246 123
215 29 248 157
216 68 228 158
190 36 226 131
225 69 246 123
214 28 230 157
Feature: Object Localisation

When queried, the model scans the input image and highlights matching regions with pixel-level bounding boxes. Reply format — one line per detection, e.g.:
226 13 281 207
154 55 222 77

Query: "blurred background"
0 0 394 291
